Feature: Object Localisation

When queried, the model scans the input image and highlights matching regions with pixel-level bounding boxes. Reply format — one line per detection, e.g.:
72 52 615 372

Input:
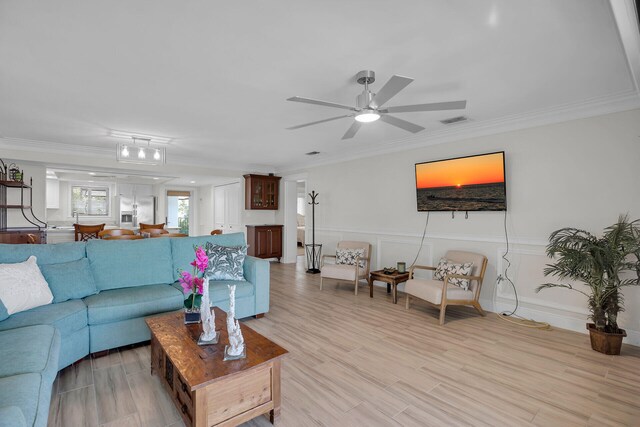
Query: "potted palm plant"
536 215 640 355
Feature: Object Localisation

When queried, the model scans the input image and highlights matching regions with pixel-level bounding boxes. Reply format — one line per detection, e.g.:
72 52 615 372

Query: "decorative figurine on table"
197 277 219 345
224 284 246 360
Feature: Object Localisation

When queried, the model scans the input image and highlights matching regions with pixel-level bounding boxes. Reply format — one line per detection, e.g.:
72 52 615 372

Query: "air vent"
440 116 468 125
305 151 320 156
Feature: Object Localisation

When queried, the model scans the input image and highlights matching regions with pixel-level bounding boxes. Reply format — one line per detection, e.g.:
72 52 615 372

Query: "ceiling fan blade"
370 75 414 108
287 115 352 130
287 96 356 111
341 121 362 140
382 100 467 114
379 114 425 133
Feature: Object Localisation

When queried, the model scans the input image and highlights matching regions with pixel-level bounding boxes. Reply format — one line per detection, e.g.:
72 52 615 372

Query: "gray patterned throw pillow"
204 243 247 281
336 248 366 268
433 258 474 290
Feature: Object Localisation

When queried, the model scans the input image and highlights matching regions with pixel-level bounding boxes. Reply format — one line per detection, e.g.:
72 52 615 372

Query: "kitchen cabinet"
246 225 282 261
243 174 281 210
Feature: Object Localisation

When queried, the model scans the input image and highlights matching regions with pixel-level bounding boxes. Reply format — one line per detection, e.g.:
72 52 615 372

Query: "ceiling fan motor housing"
357 91 375 110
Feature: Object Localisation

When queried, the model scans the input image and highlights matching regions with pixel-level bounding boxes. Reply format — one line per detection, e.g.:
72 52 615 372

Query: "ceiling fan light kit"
287 70 467 140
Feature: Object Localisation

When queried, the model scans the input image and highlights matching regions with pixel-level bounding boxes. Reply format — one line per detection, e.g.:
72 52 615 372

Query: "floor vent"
305 151 320 156
440 116 468 125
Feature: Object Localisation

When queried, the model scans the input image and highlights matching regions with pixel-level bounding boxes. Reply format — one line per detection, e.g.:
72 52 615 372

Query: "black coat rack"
305 191 321 274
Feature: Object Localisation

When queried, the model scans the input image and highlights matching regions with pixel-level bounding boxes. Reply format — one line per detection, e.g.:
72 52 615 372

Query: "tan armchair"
320 241 372 295
405 250 487 325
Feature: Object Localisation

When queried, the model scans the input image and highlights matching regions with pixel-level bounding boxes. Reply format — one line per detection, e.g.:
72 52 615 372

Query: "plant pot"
587 323 627 355
184 309 201 324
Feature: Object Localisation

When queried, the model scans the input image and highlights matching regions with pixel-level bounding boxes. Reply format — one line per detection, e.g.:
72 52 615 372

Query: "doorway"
280 176 308 264
166 190 190 234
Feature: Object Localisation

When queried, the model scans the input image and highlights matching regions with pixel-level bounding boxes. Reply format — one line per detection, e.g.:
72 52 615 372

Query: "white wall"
304 108 640 345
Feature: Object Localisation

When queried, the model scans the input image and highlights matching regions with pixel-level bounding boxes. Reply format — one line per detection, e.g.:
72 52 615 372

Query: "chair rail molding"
315 226 548 247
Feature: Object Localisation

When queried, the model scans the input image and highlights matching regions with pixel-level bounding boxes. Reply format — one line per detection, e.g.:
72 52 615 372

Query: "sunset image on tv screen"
415 152 506 211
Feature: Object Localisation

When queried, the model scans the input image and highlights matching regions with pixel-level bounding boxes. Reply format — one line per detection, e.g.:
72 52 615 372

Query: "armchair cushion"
433 258 474 290
405 278 474 305
336 248 366 268
321 264 367 281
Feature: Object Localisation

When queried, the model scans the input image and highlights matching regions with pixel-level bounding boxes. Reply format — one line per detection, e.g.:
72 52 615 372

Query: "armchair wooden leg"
405 296 410 310
472 301 486 317
354 280 358 296
320 277 323 291
439 304 447 325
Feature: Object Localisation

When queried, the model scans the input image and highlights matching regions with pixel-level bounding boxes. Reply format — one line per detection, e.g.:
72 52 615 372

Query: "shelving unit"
0 159 47 243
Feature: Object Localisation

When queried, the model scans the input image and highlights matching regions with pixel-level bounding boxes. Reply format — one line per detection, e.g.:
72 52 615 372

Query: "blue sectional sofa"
0 232 270 427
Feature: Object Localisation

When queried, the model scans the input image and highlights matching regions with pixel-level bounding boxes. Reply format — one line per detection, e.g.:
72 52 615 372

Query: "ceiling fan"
287 70 467 140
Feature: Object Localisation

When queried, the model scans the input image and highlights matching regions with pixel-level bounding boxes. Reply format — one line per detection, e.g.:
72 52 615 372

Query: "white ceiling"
1 0 639 174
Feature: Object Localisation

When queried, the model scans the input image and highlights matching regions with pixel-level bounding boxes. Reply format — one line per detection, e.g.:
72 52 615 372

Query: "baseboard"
479 297 640 347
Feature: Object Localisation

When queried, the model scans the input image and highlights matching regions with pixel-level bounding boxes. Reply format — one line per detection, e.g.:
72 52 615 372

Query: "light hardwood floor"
49 259 640 427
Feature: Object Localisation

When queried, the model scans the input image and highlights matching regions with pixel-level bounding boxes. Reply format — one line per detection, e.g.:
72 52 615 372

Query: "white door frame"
281 173 307 264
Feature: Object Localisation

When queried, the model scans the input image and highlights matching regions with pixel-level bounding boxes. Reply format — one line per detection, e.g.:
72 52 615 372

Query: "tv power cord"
495 210 550 330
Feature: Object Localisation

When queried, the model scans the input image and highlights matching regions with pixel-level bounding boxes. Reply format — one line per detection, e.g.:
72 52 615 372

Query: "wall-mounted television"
415 151 506 212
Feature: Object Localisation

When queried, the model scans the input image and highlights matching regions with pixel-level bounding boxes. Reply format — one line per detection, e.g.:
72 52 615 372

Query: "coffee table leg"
393 283 398 304
270 360 282 424
387 283 391 293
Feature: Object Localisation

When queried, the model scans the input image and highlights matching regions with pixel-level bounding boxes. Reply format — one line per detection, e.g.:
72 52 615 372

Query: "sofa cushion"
0 374 44 427
0 406 27 427
404 278 474 305
0 299 87 337
83 284 183 325
170 233 246 281
0 256 53 315
87 238 174 290
173 279 254 302
39 258 98 303
0 242 86 266
0 325 59 379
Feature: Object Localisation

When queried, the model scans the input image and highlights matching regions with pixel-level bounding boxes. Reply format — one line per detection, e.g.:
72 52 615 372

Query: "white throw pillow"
336 248 366 268
433 258 474 290
0 256 53 315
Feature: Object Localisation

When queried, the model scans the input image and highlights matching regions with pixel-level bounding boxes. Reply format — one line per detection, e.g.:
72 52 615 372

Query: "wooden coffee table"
368 270 410 304
146 308 288 426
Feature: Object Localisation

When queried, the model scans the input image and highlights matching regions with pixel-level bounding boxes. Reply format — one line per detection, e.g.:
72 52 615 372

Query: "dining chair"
74 224 105 242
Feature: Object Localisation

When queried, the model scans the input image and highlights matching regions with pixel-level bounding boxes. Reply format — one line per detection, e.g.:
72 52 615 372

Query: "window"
71 186 109 216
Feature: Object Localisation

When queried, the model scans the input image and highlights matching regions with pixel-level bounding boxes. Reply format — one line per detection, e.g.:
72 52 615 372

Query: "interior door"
225 182 241 233
214 186 225 230
214 182 241 233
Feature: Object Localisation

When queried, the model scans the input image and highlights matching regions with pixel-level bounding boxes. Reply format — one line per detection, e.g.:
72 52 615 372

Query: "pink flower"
194 277 204 294
178 271 193 294
194 247 209 273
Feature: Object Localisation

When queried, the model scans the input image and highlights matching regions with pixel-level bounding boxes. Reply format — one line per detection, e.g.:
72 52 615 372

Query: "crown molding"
0 136 273 174
610 0 640 91
276 89 640 173
3 90 639 175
